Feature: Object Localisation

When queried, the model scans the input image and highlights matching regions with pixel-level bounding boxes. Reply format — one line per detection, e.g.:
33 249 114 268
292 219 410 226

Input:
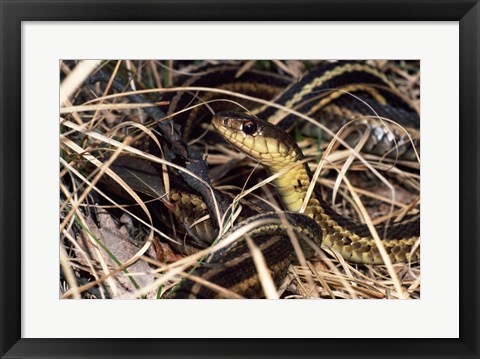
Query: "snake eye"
242 121 257 135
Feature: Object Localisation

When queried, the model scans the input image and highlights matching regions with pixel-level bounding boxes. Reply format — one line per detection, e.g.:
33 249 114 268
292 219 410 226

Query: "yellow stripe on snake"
171 62 420 299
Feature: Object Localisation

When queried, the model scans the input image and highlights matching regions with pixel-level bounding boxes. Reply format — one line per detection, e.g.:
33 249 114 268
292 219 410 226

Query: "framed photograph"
1 0 479 358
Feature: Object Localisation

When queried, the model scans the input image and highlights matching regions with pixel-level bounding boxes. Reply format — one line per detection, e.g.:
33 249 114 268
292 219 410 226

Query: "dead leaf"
76 211 157 298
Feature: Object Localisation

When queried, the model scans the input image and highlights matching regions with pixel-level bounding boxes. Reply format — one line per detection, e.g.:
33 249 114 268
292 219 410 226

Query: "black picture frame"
1 0 479 358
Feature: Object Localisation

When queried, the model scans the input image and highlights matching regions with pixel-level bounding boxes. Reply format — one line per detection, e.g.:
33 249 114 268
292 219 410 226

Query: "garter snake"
212 111 419 261
170 62 420 299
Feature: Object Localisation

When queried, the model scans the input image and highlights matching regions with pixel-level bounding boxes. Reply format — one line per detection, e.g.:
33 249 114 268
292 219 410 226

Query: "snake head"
212 111 303 166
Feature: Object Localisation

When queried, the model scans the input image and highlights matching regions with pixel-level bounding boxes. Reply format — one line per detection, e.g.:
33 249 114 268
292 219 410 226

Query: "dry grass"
59 60 420 300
